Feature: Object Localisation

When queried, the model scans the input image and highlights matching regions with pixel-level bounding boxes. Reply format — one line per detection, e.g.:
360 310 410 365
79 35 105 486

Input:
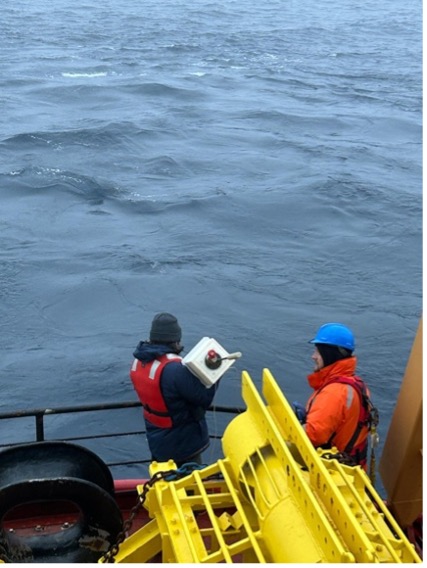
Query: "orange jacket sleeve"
305 383 349 447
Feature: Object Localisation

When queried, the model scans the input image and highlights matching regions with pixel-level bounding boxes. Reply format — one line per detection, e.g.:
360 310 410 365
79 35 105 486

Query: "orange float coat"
130 353 182 428
305 357 369 464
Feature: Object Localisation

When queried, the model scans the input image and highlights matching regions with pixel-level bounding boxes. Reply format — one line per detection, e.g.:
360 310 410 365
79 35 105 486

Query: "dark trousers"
175 452 203 468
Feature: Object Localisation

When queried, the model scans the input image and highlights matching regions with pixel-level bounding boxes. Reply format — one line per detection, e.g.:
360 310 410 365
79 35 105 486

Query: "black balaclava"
316 343 352 368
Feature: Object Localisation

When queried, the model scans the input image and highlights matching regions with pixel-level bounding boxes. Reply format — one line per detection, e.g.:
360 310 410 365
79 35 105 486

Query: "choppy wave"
62 69 108 77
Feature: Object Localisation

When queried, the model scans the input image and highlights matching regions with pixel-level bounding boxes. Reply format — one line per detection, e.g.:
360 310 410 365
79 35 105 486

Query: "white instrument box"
182 337 241 387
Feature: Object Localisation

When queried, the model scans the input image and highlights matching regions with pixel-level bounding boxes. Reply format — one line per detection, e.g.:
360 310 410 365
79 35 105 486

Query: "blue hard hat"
309 323 355 351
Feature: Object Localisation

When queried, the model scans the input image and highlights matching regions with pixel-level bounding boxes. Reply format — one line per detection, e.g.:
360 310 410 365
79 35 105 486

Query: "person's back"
295 323 375 468
130 313 219 466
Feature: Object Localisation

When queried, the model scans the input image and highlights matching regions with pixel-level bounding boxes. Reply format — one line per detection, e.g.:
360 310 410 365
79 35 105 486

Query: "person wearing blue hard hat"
293 323 377 468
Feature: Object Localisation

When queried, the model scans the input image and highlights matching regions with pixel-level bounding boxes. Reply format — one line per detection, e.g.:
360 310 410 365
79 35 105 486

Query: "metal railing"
0 401 244 472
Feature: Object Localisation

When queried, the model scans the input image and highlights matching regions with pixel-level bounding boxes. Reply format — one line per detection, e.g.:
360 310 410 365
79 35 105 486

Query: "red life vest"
130 354 182 429
308 375 378 467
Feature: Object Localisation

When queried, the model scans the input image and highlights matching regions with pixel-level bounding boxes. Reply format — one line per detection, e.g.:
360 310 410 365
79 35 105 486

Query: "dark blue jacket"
132 342 219 463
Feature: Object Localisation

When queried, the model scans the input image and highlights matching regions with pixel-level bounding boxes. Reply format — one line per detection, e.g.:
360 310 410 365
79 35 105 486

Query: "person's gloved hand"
292 401 307 424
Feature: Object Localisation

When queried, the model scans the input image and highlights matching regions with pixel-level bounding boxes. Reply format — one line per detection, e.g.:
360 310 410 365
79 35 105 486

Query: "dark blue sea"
0 0 422 493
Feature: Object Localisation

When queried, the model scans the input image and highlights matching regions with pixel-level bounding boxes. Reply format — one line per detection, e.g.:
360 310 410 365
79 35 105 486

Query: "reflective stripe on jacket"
305 357 369 465
130 354 182 428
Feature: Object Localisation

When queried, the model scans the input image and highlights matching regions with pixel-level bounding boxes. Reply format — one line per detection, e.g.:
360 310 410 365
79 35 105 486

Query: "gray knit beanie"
149 313 182 343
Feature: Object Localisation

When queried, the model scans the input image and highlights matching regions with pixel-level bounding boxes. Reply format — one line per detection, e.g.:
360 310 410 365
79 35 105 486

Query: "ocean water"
0 0 422 487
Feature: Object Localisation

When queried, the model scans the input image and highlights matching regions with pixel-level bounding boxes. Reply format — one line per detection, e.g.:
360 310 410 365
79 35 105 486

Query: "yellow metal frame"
111 369 421 563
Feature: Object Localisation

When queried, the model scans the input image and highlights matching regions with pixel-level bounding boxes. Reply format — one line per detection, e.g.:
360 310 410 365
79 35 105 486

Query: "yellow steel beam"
113 368 421 564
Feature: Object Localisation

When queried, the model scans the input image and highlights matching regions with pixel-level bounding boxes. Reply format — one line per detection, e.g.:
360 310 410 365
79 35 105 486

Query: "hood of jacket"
307 356 358 391
133 341 176 363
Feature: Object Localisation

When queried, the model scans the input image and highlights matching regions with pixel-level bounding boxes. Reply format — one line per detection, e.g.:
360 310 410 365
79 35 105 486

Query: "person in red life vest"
293 323 376 468
130 312 220 467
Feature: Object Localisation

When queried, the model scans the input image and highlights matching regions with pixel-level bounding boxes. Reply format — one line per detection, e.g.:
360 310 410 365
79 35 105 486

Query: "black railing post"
0 402 244 466
35 413 45 441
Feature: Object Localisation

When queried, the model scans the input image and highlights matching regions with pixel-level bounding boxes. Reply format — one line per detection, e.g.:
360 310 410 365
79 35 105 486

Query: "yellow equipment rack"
112 368 421 563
